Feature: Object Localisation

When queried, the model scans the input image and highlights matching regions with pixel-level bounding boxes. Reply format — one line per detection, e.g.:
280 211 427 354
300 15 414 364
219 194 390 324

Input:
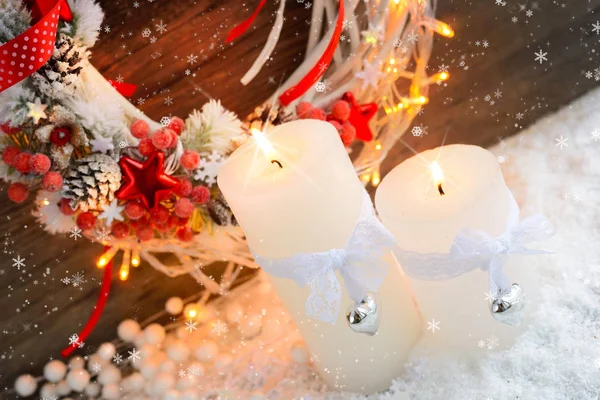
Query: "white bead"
159 359 177 374
152 372 176 396
167 341 190 362
140 343 157 361
176 376 194 390
140 357 160 379
225 302 244 324
98 342 116 360
194 340 218 363
118 319 141 342
40 383 57 399
66 368 90 392
239 314 262 338
180 389 199 400
68 356 85 370
14 374 37 396
102 382 120 399
85 382 101 396
175 326 188 339
213 353 233 371
123 372 144 392
133 331 146 347
291 343 309 364
98 365 121 385
144 323 166 345
87 353 108 373
56 379 71 395
165 297 184 315
163 388 181 400
44 359 67 382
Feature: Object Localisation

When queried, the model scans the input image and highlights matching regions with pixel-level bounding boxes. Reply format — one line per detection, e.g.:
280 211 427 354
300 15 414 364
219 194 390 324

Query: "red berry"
340 122 356 147
76 212 96 230
41 171 63 192
59 198 77 215
168 117 185 135
149 204 170 225
295 102 313 118
2 146 21 166
174 178 192 197
111 221 129 239
180 150 200 170
50 127 71 146
124 201 146 220
151 128 175 150
176 227 194 241
168 130 179 148
328 120 343 132
130 119 150 139
138 138 156 157
136 225 154 241
306 107 326 120
154 222 170 233
190 186 211 205
7 182 28 203
129 215 149 230
176 216 189 226
13 152 31 174
29 153 51 175
174 197 194 218
331 100 351 122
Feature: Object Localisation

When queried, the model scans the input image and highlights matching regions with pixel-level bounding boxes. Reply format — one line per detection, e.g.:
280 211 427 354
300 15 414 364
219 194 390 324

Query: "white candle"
218 119 422 394
375 144 539 353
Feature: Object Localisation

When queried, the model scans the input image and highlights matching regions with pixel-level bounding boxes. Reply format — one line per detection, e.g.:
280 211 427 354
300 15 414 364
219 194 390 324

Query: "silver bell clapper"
346 294 380 335
490 283 525 326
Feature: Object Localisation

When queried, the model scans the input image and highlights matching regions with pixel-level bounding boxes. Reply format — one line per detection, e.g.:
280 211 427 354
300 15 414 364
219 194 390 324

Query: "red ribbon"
107 80 138 97
61 247 113 358
0 0 62 93
26 0 73 23
225 0 267 43
278 0 344 106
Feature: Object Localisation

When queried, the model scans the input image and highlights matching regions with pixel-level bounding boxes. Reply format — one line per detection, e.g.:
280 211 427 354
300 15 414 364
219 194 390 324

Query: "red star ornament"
116 152 180 211
342 92 378 142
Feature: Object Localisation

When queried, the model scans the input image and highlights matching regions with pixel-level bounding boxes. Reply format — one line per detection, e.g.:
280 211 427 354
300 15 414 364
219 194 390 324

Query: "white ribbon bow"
253 191 396 324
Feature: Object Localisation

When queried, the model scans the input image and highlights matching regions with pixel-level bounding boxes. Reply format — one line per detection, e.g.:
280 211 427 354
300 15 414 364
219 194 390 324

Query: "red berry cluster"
2 144 63 204
295 100 357 146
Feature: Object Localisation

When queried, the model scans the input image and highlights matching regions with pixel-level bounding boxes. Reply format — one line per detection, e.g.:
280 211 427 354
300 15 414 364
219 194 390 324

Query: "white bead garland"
84 382 100 397
98 365 121 385
144 323 166 345
239 314 262 338
56 379 71 396
225 301 244 324
101 382 120 399
167 341 191 362
43 359 67 382
40 382 57 399
165 296 184 315
194 340 218 363
97 342 117 360
152 372 176 396
67 356 85 370
118 319 141 342
14 374 37 397
66 368 90 392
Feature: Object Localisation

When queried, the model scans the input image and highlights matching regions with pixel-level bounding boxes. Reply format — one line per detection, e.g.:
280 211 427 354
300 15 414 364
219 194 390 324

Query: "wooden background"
1 0 599 394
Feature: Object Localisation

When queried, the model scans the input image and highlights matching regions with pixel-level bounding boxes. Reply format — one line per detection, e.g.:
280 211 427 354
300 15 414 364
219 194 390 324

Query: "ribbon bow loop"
252 191 395 324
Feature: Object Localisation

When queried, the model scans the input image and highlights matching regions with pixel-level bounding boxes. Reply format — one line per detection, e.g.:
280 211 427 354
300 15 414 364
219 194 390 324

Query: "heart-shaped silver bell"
490 283 525 326
346 294 380 335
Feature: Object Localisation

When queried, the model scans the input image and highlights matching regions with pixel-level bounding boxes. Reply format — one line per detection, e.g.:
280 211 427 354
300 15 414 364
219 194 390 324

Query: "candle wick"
437 183 445 196
271 159 283 169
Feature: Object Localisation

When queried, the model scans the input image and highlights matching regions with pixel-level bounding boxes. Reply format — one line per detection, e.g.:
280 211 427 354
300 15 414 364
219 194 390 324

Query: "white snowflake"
315 81 327 93
593 21 600 35
69 227 82 240
178 369 186 378
427 318 440 333
112 353 123 364
91 362 102 373
525 9 533 17
411 126 423 137
393 38 402 48
591 128 600 141
515 112 524 120
478 340 486 348
407 32 418 43
98 200 124 225
484 94 491 102
71 272 85 287
211 319 229 336
68 334 84 348
118 141 127 149
12 255 25 270
486 335 499 349
128 348 141 363
160 116 172 127
185 320 198 333
187 364 202 378
142 28 151 38
482 40 489 48
187 53 198 65
494 89 502 98
164 96 174 106
534 49 548 64
194 151 225 187
555 135 568 150
61 277 71 285
497 155 507 164
155 20 167 34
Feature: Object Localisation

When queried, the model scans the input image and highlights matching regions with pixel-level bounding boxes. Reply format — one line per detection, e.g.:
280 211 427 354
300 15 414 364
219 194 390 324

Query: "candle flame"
251 128 277 160
431 161 444 186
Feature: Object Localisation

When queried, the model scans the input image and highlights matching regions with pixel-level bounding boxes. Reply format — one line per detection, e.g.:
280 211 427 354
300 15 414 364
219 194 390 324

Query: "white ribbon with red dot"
0 0 61 93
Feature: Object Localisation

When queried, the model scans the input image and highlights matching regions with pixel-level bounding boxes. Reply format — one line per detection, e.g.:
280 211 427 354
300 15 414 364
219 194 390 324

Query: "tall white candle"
218 119 422 394
375 144 539 353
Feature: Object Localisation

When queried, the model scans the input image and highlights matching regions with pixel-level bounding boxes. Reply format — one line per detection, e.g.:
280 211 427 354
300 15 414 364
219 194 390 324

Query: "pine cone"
32 33 86 99
207 196 237 226
0 0 31 45
242 103 293 133
62 154 122 212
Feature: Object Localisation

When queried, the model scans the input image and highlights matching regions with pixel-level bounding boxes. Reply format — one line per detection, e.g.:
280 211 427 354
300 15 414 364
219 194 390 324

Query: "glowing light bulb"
431 161 445 196
42 198 50 206
131 249 140 267
423 20 455 38
375 141 382 151
119 265 129 281
97 247 118 268
371 169 381 187
184 303 198 319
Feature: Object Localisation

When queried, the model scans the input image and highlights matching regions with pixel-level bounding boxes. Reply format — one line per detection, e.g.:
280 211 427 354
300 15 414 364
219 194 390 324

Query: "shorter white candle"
375 144 540 354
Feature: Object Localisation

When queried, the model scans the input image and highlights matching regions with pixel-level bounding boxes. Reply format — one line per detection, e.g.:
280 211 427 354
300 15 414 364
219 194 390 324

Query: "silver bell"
346 294 380 335
490 283 525 326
